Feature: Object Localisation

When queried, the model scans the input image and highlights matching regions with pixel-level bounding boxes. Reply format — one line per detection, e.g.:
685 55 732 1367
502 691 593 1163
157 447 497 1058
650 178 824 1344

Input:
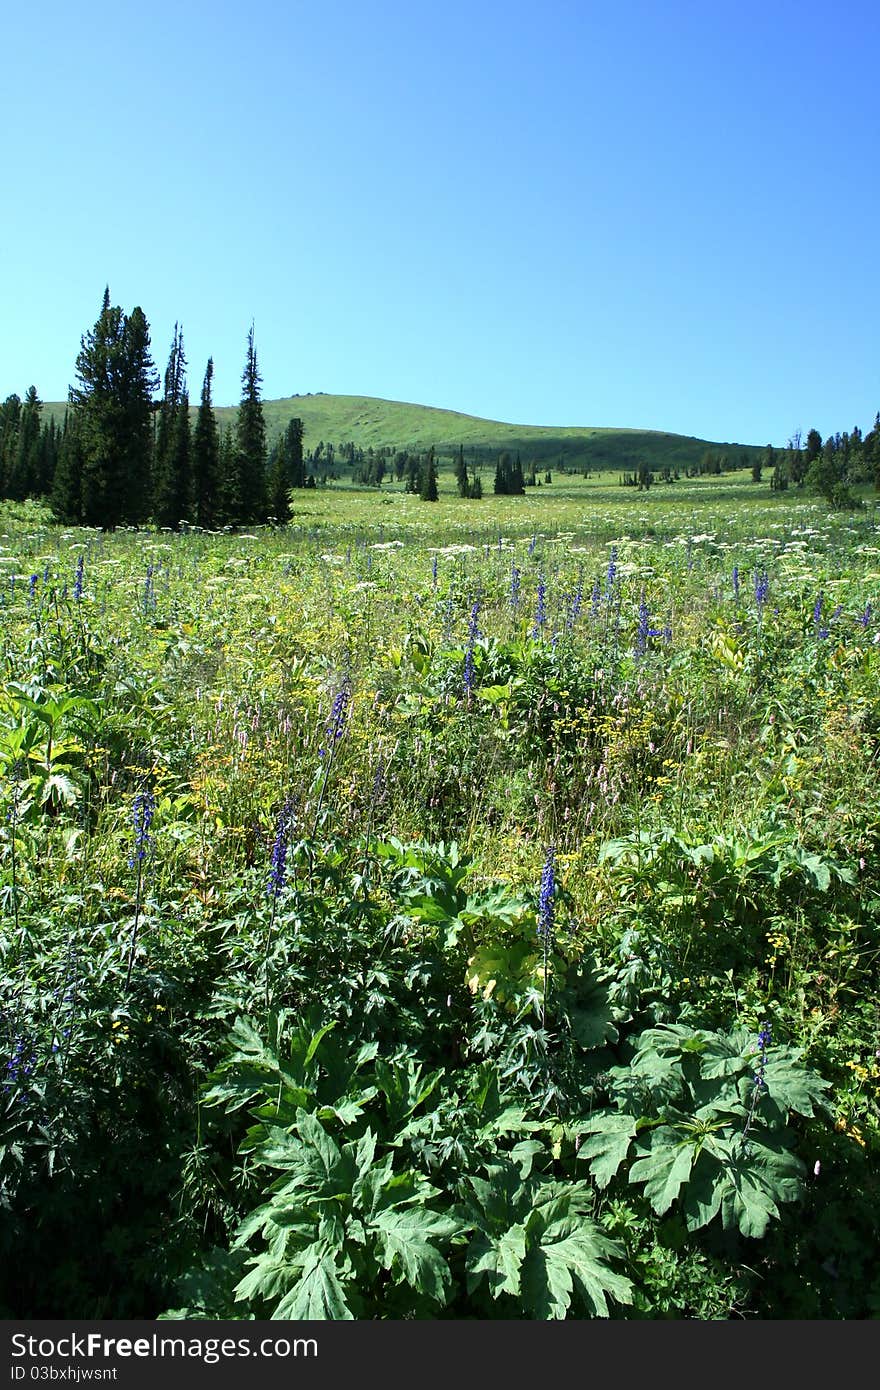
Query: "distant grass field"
42 392 764 476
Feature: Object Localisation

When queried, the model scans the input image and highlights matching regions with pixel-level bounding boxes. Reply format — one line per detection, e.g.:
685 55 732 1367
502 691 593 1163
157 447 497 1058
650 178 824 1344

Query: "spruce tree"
35 416 60 498
419 446 438 501
235 324 268 523
51 412 85 523
191 358 220 528
267 416 304 522
153 325 192 528
0 394 22 497
455 444 469 497
69 289 158 527
9 386 42 500
217 423 239 525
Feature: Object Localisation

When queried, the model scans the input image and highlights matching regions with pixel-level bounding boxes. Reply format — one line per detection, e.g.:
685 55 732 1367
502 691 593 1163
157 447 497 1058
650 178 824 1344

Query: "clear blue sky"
2 0 878 446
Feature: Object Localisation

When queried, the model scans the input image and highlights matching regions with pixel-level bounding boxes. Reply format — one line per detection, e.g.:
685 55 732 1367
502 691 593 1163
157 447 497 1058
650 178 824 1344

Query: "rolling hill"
43 392 762 475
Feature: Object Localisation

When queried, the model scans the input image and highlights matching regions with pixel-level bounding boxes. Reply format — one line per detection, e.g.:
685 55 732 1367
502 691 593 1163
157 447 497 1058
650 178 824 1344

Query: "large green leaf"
760 1049 831 1118
520 1214 633 1319
371 1207 458 1303
628 1126 698 1215
271 1246 353 1319
684 1135 804 1238
576 1113 639 1189
466 1224 527 1299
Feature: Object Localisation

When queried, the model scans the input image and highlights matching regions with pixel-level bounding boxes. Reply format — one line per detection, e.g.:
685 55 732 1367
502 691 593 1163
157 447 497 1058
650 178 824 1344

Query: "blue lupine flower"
73 553 85 602
267 799 294 898
605 546 618 600
532 574 547 639
4 1037 36 1095
509 563 521 611
431 555 438 590
130 789 155 866
754 569 769 609
636 594 650 654
591 577 601 619
28 574 38 603
319 681 351 757
537 847 556 940
732 566 740 599
528 534 538 557
858 602 872 628
464 599 480 698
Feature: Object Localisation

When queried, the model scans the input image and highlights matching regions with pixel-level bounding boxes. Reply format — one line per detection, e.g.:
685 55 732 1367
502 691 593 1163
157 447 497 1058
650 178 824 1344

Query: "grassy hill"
43 392 762 475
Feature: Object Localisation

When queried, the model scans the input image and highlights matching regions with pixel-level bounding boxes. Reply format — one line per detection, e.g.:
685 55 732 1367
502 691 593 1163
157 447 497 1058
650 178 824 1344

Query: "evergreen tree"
51 412 85 522
235 324 267 523
419 446 438 501
9 386 43 500
404 454 420 493
865 413 880 491
34 416 60 497
267 417 304 522
455 444 469 498
153 325 191 528
217 423 239 525
0 394 22 496
191 358 220 529
68 289 158 527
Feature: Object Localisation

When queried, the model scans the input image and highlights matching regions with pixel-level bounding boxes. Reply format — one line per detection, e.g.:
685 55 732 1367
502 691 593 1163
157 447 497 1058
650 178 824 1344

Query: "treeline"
4 291 880 526
0 290 310 529
763 426 880 508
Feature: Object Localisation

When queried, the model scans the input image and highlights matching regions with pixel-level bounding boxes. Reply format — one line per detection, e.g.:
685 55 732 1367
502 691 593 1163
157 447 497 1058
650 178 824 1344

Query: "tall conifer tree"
235 324 267 523
191 357 220 528
69 289 158 527
153 324 191 528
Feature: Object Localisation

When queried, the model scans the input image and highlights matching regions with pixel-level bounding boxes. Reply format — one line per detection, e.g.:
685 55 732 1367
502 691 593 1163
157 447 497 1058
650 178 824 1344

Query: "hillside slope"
43 392 761 473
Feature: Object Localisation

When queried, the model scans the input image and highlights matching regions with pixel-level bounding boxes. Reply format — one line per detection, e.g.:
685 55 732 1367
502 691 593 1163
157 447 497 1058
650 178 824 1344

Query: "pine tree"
0 394 22 497
69 289 158 527
419 446 438 501
191 358 220 529
35 416 60 497
8 386 42 500
217 423 239 525
455 444 469 497
153 325 191 528
267 416 304 522
51 411 85 522
234 324 267 524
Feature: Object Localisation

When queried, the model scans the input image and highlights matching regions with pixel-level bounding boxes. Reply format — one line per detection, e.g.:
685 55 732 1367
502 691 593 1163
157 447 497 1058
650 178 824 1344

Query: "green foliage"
577 1023 829 1238
1 484 878 1320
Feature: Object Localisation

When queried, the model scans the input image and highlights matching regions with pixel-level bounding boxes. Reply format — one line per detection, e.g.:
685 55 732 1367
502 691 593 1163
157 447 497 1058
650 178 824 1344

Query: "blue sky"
2 0 878 446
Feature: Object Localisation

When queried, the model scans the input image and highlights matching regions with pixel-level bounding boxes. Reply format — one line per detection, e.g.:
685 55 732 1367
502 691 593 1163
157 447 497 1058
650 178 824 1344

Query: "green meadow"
1 469 878 1319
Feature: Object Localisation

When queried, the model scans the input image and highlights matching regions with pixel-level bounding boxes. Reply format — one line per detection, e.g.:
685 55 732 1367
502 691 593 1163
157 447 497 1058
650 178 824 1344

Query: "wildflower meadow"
1 471 878 1319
